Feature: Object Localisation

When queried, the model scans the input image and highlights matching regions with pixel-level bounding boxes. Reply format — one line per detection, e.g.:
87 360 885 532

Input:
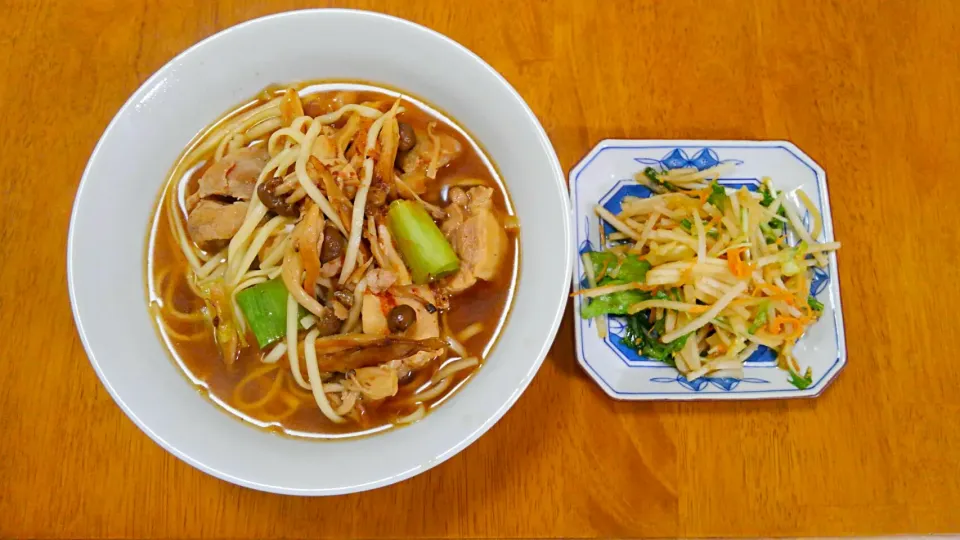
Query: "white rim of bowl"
66 8 573 495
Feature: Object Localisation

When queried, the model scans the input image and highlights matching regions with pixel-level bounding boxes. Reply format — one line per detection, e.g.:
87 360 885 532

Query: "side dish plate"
570 140 845 400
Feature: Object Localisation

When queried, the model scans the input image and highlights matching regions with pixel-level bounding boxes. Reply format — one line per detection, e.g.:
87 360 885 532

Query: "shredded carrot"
697 189 711 205
707 214 722 230
749 283 796 305
726 247 755 279
596 259 610 282
768 316 807 338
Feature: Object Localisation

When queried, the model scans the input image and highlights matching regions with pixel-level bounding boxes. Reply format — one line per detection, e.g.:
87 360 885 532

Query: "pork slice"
196 146 270 201
187 199 249 251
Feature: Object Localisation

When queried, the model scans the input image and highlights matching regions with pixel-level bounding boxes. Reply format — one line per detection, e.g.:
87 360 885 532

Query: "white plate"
68 9 572 495
570 140 845 400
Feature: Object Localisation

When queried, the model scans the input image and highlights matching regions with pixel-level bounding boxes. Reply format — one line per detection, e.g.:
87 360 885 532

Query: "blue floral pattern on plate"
570 140 846 400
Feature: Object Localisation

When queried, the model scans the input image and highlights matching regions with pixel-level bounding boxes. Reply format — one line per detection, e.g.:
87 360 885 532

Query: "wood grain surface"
2 0 959 537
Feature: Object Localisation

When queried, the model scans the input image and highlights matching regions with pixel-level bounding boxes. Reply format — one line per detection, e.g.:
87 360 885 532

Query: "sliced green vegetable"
707 181 727 208
387 200 460 284
759 221 779 244
581 289 650 318
235 278 289 348
779 241 808 276
643 167 678 191
808 296 825 312
611 255 651 283
579 252 653 319
769 206 788 230
584 251 651 284
680 218 693 231
788 367 814 390
748 301 771 334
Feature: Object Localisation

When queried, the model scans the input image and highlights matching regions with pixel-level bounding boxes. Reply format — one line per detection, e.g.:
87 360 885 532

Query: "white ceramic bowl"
68 9 571 495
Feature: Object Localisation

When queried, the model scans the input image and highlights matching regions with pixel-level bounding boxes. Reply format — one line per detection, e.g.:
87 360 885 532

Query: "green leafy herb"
643 167 660 185
759 183 776 207
680 218 692 231
584 251 651 284
623 311 690 364
759 183 788 229
808 296 825 312
581 289 651 318
707 181 727 208
580 252 653 318
788 368 814 390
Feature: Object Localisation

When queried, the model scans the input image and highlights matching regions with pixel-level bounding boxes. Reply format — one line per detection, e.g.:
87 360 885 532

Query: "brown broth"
146 83 519 439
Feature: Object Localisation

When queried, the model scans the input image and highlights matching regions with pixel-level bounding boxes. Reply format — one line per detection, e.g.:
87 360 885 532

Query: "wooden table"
2 0 959 537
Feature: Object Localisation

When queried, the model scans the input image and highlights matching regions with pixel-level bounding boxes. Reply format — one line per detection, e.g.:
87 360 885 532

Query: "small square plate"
569 140 845 400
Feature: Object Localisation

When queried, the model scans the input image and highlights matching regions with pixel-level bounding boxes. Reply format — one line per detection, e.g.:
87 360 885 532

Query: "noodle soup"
147 82 518 438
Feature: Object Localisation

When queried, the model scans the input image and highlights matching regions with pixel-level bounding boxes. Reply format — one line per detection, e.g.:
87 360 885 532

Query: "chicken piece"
439 187 507 290
440 202 465 238
366 268 397 293
303 91 360 117
384 349 445 383
452 210 508 280
401 349 443 370
312 134 337 162
320 258 342 278
442 266 477 294
361 289 440 340
465 187 494 213
195 146 269 203
186 199 249 251
361 293 392 336
397 287 440 341
346 366 398 401
448 187 469 208
331 300 349 321
397 127 462 175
